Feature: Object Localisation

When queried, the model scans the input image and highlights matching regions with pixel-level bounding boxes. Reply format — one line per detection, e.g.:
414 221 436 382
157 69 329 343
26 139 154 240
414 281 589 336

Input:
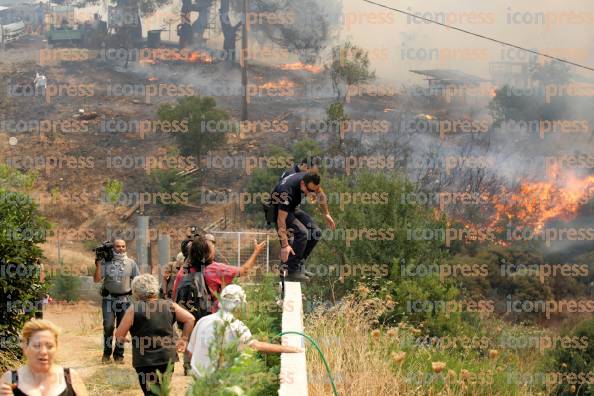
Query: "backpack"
175 271 212 320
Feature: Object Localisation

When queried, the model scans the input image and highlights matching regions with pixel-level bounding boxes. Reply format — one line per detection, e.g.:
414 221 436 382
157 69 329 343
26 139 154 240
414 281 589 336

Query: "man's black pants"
102 297 130 359
277 208 322 273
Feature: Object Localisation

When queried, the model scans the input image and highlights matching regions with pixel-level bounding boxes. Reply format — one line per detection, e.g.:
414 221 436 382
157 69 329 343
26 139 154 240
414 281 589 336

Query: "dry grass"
305 295 408 395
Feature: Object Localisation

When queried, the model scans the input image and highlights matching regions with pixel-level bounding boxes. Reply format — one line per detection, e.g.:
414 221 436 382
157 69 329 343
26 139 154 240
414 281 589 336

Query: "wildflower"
386 328 398 337
432 361 446 373
488 349 499 359
460 369 471 380
371 329 381 339
570 385 576 393
392 351 406 364
357 285 370 297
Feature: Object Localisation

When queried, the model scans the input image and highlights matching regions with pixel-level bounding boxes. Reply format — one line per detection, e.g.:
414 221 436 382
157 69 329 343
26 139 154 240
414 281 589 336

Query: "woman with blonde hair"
0 319 87 396
115 273 195 395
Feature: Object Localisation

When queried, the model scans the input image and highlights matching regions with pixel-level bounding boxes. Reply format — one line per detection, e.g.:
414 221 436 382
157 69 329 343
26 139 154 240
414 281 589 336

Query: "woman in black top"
115 274 195 396
0 319 87 396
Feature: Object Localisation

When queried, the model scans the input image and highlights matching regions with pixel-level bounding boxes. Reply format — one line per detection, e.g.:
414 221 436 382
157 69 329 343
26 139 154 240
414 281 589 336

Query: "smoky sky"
73 0 594 82
340 0 594 82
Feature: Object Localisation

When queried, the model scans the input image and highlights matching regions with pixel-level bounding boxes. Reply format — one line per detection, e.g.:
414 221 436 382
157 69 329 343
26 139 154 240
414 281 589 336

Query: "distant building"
410 69 489 105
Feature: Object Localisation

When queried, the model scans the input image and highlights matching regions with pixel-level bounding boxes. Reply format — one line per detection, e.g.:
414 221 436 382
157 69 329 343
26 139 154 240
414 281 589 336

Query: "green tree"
103 178 124 205
148 169 192 213
0 168 49 370
305 171 469 335
326 102 349 151
330 41 376 102
158 96 228 163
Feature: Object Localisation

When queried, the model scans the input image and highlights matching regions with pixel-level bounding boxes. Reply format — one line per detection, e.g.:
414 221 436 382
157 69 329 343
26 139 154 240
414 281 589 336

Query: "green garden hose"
276 331 339 396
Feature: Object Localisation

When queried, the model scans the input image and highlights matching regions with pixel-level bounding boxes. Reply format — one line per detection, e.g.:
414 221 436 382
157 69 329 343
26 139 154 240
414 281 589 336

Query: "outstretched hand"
253 239 266 254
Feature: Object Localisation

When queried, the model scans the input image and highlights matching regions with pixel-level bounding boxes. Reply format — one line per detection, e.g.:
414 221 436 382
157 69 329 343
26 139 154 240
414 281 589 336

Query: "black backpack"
175 270 212 320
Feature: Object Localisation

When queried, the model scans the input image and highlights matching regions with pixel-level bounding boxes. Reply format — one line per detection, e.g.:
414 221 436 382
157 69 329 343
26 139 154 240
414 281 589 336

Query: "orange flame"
260 79 296 90
279 63 322 73
488 166 594 232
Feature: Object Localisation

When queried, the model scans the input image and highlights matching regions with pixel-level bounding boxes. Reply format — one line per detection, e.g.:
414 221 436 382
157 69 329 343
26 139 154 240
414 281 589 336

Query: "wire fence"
209 230 276 272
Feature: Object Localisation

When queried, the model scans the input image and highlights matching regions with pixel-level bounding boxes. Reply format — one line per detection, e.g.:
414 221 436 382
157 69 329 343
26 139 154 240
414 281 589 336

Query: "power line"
361 0 594 72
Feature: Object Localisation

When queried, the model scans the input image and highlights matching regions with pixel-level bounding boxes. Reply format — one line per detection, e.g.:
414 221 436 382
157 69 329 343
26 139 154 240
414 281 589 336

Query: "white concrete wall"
279 281 308 396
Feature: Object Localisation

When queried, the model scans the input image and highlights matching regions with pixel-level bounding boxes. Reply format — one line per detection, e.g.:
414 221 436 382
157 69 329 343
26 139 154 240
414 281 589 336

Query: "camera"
180 226 202 259
93 241 114 262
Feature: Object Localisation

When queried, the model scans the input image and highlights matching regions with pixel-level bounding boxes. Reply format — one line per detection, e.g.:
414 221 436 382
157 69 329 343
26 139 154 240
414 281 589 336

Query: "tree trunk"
219 0 241 62
192 0 213 47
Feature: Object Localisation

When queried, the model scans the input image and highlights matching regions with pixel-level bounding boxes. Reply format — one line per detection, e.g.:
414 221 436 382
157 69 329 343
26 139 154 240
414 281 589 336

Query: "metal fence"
209 231 276 272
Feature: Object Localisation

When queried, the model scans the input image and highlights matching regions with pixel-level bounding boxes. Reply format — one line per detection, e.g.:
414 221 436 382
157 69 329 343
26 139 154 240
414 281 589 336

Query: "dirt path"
45 301 192 396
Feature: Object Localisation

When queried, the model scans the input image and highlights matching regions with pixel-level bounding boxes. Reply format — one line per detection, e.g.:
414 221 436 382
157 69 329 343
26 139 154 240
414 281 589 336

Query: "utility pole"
240 0 248 121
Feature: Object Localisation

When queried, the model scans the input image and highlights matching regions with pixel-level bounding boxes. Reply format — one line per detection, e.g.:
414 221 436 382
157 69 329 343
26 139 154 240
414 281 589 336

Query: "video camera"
181 226 201 259
93 241 114 262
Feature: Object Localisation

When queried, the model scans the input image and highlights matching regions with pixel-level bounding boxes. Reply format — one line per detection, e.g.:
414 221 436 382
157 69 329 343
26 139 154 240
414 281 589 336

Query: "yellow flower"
447 369 456 378
386 328 398 337
392 351 406 364
432 361 446 373
357 285 370 297
371 329 381 339
460 369 471 380
488 349 499 359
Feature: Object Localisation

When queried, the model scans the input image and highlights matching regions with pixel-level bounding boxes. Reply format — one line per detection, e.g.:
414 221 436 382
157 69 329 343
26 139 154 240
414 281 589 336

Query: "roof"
410 69 488 83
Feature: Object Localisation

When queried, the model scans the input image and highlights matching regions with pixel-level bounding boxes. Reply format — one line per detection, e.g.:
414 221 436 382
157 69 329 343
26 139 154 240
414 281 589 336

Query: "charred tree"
192 0 214 47
219 0 241 62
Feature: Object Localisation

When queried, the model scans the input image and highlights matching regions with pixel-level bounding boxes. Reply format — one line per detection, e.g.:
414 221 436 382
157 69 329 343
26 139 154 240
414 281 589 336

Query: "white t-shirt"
186 311 253 377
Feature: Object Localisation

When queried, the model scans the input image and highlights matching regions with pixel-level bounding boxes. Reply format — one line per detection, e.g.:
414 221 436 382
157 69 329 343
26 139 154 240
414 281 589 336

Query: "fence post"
266 233 270 273
237 232 241 268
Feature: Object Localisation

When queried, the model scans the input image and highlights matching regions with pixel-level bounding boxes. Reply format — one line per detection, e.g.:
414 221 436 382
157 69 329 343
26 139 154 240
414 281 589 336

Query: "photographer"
93 239 140 364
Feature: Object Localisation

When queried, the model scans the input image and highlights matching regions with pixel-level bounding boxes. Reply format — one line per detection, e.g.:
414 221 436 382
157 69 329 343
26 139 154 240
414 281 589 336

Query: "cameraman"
93 239 140 364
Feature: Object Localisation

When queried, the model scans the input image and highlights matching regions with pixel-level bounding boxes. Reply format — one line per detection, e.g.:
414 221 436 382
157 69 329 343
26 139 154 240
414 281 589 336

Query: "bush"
0 172 48 362
157 96 228 161
49 273 81 302
545 318 594 395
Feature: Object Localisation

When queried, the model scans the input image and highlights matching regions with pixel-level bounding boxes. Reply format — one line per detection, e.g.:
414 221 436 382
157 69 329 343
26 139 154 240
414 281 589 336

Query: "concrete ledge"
279 281 308 396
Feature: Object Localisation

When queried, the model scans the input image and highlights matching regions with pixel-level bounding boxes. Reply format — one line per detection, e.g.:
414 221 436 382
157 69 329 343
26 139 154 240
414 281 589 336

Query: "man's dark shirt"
272 171 307 213
278 164 301 182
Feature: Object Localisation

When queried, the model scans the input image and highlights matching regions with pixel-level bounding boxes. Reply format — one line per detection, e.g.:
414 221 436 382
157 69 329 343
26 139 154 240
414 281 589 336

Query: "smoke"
244 0 342 64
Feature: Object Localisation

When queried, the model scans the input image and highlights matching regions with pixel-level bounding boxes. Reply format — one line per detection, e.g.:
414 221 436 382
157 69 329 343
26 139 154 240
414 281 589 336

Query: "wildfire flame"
260 79 296 90
279 63 322 73
139 50 214 65
488 166 594 232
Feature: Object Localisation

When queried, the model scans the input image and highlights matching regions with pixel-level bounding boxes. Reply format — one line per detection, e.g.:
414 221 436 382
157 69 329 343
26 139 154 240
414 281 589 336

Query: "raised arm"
238 240 267 276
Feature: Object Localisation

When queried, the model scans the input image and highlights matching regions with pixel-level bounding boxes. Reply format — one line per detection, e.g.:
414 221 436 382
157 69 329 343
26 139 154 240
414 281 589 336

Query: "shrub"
545 318 594 395
0 172 48 363
49 273 81 302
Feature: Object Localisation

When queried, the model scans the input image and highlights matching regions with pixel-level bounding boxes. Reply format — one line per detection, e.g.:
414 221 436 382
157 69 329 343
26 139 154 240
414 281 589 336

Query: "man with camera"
93 239 140 364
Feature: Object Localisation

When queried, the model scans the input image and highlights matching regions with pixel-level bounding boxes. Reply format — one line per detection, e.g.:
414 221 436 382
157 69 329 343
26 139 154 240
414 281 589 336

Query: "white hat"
220 284 246 312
